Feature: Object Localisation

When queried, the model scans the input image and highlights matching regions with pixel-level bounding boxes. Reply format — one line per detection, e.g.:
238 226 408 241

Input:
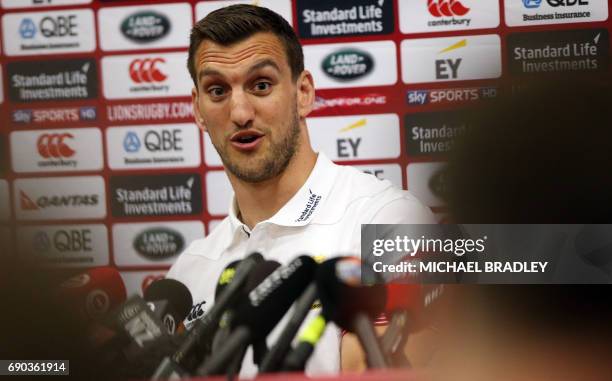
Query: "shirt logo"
296 189 322 222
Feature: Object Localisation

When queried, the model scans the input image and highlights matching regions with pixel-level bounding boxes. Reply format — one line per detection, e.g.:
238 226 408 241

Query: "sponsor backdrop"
0 0 609 296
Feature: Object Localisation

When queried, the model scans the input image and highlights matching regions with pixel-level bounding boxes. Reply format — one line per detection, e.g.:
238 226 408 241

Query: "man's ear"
296 70 315 119
192 87 207 133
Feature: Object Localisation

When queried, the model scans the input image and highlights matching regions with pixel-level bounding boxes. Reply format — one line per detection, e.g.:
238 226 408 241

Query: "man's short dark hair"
187 4 304 87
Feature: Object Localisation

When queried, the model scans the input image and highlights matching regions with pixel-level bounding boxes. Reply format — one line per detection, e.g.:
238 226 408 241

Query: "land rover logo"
133 227 184 260
121 11 170 43
322 49 374 81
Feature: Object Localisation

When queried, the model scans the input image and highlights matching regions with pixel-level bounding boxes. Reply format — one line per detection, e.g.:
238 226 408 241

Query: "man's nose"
230 89 255 128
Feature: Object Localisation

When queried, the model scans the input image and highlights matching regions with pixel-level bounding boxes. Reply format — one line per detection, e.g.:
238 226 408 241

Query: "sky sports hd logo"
2 9 95 56
12 107 96 125
505 0 608 26
508 29 609 75
401 34 501 84
399 0 500 33
297 0 393 38
407 87 497 106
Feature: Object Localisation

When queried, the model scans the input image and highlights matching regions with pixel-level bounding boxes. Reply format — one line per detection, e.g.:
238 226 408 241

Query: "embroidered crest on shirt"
296 189 322 222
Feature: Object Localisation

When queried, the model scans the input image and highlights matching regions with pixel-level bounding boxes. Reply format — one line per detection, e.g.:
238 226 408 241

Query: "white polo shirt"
167 152 434 377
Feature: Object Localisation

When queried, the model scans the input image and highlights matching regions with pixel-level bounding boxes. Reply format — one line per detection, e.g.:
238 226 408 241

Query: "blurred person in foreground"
166 4 435 377
431 78 612 381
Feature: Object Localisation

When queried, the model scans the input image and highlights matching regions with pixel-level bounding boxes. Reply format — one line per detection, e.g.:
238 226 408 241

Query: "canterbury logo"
428 0 470 17
37 133 75 158
20 191 39 210
129 58 167 83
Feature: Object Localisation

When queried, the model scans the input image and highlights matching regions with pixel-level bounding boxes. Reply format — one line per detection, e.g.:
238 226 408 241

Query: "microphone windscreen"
385 283 422 312
316 257 386 330
232 256 317 340
214 260 242 299
58 266 127 321
144 278 193 322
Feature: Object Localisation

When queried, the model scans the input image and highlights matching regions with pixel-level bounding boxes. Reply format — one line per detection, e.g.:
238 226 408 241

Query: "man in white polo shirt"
167 4 435 377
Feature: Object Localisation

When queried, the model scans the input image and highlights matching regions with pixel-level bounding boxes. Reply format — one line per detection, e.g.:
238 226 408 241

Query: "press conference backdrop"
0 0 609 296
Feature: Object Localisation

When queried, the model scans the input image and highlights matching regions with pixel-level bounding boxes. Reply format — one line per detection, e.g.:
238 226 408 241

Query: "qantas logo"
129 58 167 83
20 191 39 210
37 133 75 158
428 0 470 17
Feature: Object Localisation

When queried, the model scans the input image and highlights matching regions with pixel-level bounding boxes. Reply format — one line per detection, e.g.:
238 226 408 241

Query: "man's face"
192 32 303 183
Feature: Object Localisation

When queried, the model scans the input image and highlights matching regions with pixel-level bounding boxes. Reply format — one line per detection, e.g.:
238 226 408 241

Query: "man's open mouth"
230 130 264 149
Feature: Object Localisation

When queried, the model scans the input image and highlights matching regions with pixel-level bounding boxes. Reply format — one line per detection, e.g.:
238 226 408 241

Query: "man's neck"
230 149 318 229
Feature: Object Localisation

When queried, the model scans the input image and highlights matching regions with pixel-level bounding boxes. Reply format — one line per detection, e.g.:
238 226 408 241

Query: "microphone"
316 257 388 369
197 255 318 376
212 260 281 377
57 267 127 323
151 252 264 379
258 282 318 373
281 312 327 372
144 278 193 334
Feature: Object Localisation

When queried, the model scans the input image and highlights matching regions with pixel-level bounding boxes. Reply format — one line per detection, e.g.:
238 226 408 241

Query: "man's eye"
207 86 225 98
253 81 271 92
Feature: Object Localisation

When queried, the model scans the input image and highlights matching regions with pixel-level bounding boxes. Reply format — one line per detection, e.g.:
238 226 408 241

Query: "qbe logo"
196 0 293 26
508 29 609 75
307 113 400 161
98 3 191 51
405 111 469 159
505 0 608 26
106 124 201 170
304 40 397 89
297 0 393 38
1 0 92 8
399 0 500 33
14 176 106 220
10 128 103 173
8 58 98 103
401 34 501 84
110 174 202 218
17 224 109 267
102 52 192 100
112 221 204 266
2 9 95 56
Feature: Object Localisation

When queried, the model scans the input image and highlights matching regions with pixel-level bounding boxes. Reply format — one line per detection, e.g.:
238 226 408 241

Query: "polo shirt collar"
228 152 339 235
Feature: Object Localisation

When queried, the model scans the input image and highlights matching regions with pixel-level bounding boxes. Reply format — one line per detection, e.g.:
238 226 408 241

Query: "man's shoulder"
166 217 232 279
320 164 434 224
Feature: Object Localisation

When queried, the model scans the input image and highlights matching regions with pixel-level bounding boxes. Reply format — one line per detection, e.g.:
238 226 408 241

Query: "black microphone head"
231 255 318 340
316 256 387 331
244 260 281 291
144 278 193 324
